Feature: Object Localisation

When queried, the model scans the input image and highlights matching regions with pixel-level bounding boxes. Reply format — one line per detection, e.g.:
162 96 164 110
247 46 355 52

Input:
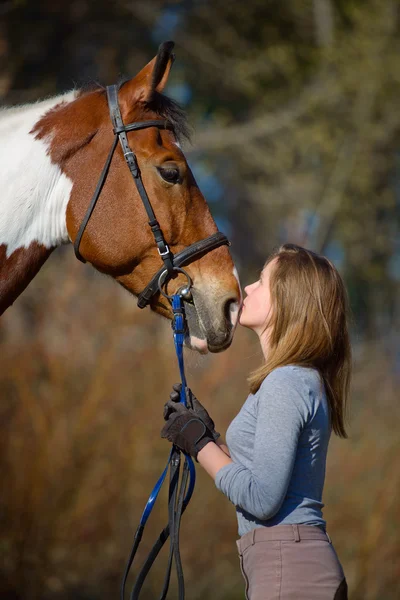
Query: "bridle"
73 83 230 308
73 83 232 598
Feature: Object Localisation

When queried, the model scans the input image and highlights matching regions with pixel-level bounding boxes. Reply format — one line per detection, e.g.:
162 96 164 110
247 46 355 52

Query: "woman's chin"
238 315 251 330
239 317 260 335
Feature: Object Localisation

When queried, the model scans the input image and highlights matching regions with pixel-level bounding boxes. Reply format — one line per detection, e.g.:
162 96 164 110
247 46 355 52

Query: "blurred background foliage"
1 0 400 598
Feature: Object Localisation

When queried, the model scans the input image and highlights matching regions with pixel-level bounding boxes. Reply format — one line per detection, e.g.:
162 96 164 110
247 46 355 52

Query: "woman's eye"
158 166 180 184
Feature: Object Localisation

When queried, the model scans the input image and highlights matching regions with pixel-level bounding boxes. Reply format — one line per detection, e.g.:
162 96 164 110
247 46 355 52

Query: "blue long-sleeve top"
215 365 331 536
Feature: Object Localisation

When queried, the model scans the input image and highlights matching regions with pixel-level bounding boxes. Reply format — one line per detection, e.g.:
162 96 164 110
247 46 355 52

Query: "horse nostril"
224 297 239 327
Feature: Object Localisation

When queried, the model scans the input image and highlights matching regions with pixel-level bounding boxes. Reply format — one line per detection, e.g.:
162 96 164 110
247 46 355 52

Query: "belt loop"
251 529 256 546
326 531 332 544
292 524 300 542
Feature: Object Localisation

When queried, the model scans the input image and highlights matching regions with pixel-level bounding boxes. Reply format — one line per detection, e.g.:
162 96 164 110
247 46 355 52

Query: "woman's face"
239 259 275 336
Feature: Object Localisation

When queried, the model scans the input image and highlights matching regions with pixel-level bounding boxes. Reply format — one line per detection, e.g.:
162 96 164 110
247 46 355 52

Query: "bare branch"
306 2 397 252
189 74 335 153
313 0 335 48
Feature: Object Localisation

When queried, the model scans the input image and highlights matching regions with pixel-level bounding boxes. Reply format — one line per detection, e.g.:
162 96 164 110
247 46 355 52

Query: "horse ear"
151 41 175 94
119 41 175 114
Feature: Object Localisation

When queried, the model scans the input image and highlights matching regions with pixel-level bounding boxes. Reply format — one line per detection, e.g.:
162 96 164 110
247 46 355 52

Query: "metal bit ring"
158 267 193 301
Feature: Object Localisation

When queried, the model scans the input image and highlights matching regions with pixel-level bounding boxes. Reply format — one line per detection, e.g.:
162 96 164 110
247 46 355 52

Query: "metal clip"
158 245 170 257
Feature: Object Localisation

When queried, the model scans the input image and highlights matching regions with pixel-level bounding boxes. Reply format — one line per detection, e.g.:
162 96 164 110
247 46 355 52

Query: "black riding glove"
164 384 220 442
161 402 215 461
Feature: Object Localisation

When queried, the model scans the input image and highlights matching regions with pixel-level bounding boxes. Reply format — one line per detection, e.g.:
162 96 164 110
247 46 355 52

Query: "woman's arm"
197 441 233 480
212 369 308 520
216 438 231 457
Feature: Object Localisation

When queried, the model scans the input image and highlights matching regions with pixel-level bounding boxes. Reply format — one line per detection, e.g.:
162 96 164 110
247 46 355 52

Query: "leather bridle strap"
137 231 230 308
114 120 172 133
74 85 175 273
108 85 175 276
74 135 119 263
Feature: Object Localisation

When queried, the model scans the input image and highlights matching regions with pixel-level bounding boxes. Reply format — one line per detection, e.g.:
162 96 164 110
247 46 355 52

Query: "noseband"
74 84 230 308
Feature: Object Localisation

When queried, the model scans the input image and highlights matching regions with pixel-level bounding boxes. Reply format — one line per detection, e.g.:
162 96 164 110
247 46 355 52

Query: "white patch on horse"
228 265 242 328
188 335 208 354
0 91 77 257
232 266 242 300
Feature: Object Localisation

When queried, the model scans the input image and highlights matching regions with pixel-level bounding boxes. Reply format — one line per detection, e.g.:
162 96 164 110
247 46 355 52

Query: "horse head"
34 43 241 353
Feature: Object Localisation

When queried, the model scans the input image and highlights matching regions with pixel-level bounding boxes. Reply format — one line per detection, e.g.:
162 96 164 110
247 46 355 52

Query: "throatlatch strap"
74 135 119 263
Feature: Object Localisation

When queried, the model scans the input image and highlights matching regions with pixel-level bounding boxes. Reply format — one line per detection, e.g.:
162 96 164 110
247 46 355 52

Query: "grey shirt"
215 365 331 536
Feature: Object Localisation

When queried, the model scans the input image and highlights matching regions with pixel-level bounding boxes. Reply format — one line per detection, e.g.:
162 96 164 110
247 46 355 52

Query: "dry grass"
0 249 399 599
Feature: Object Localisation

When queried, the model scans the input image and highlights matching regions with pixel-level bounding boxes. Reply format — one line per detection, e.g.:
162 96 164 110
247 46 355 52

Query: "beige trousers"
236 524 347 600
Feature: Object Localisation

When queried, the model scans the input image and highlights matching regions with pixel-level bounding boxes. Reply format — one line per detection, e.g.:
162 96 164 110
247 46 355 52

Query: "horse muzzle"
184 289 240 354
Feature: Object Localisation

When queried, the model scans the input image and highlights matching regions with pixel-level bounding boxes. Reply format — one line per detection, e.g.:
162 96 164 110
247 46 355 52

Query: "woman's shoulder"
262 364 322 389
258 365 325 417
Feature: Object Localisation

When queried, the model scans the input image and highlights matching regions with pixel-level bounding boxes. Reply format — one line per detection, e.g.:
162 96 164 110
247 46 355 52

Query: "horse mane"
81 79 191 144
144 92 191 144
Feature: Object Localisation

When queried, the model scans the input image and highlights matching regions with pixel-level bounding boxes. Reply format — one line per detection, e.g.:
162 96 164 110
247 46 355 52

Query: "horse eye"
157 166 181 184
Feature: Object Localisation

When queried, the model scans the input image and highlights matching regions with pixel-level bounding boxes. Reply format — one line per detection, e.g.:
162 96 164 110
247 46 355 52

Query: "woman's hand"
164 384 220 441
161 401 215 460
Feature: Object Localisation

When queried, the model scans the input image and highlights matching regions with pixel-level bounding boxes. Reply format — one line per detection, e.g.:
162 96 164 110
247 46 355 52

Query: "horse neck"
0 91 77 315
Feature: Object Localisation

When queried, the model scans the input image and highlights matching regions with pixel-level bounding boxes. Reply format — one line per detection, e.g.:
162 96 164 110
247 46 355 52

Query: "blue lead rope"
172 294 188 400
171 294 196 498
121 294 196 600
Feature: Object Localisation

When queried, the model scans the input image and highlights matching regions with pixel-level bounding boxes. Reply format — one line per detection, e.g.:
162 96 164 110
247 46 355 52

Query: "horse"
0 42 241 353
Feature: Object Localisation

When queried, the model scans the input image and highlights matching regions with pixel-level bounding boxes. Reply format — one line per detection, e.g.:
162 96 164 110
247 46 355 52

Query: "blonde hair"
248 243 351 438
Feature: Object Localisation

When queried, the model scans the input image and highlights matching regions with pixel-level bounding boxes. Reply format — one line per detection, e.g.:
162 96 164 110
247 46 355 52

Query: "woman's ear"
118 41 175 118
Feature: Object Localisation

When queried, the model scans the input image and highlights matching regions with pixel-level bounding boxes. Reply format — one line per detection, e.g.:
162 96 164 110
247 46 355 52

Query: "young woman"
161 243 351 600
